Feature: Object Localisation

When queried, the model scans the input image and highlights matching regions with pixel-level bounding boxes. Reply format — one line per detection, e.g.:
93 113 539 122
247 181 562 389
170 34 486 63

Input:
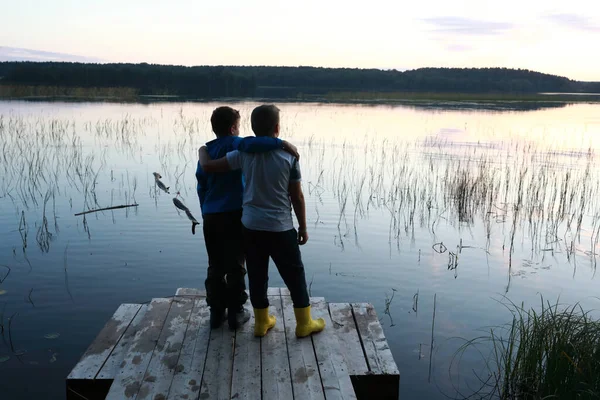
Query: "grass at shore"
455 299 600 399
0 85 138 100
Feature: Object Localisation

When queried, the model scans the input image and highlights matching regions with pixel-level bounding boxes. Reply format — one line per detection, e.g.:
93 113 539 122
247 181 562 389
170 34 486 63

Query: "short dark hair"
211 106 240 137
251 105 280 137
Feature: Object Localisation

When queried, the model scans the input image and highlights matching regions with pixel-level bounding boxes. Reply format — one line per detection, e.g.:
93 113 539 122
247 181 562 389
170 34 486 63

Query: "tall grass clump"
456 298 600 399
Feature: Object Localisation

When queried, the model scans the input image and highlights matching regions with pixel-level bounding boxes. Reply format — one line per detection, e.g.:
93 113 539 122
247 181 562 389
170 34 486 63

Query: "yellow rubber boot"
294 306 326 337
253 307 276 337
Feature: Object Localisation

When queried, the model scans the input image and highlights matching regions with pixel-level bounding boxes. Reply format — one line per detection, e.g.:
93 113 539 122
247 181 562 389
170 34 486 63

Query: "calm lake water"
1 100 600 399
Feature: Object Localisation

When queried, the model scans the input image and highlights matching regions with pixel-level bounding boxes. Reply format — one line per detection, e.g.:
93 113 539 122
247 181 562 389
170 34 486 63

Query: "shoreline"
1 92 600 106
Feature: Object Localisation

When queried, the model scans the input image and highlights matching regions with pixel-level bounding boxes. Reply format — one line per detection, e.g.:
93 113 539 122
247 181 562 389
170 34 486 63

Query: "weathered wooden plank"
198 308 235 399
262 295 293 400
136 298 195 400
68 304 143 380
175 288 206 297
281 287 291 296
282 295 325 400
97 304 149 380
350 303 400 400
311 299 356 399
351 303 399 376
231 302 261 400
167 299 211 400
327 303 369 376
105 298 173 400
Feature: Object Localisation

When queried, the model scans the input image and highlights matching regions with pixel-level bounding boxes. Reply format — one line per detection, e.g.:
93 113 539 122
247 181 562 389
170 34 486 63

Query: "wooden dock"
67 288 399 400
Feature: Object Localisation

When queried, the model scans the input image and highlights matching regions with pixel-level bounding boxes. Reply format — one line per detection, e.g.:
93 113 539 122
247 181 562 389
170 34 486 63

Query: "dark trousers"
203 210 248 310
243 227 310 309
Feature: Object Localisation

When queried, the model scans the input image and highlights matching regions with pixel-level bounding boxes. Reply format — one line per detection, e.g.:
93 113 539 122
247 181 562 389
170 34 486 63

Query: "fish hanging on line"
152 172 170 194
173 196 200 234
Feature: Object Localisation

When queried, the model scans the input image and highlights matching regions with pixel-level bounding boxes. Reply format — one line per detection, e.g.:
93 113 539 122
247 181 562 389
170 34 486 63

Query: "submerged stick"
74 203 139 216
8 312 17 352
0 303 5 335
428 293 437 383
26 288 35 308
64 244 74 302
0 265 10 284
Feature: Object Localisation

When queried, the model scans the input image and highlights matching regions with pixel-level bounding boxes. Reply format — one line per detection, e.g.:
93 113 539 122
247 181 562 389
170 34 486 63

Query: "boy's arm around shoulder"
235 136 300 160
198 146 239 173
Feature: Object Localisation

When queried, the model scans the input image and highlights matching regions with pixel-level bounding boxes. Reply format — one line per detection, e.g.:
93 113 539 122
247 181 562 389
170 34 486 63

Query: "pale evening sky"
1 0 599 81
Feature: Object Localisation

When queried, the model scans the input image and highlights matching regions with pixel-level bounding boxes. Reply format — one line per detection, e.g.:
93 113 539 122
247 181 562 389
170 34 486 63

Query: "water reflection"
0 100 599 399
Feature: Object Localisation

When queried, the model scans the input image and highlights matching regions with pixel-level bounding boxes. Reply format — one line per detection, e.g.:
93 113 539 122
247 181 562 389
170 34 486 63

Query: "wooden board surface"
167 299 211 400
282 295 325 400
262 294 293 400
105 298 173 400
198 310 235 399
97 304 149 380
67 289 400 400
136 298 194 400
351 303 399 376
68 304 142 380
327 303 369 376
311 299 356 400
230 302 261 400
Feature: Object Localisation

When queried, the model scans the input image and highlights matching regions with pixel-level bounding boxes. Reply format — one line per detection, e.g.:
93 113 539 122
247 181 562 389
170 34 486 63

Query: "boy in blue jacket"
196 106 298 329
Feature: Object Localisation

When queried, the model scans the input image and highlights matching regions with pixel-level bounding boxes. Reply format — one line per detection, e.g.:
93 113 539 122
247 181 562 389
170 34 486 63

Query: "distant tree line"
236 66 583 94
0 62 255 97
0 62 598 98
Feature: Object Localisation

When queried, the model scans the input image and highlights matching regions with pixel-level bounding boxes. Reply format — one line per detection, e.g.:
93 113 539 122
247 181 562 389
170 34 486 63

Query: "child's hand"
282 140 300 160
298 228 308 245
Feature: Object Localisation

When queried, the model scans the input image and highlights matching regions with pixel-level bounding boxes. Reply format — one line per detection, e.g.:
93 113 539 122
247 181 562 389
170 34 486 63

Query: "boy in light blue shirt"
196 106 298 329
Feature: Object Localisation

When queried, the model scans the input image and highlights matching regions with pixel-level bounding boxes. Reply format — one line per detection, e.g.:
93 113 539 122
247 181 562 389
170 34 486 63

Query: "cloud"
0 46 105 63
544 14 600 32
445 44 472 52
422 17 514 36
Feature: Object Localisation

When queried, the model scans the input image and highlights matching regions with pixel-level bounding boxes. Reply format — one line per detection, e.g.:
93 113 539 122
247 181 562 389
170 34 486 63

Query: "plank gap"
229 326 238 399
260 333 264 400
94 304 144 380
134 299 186 399
350 305 372 372
310 334 327 398
280 291 296 400
162 299 197 399
166 298 212 400
196 317 212 398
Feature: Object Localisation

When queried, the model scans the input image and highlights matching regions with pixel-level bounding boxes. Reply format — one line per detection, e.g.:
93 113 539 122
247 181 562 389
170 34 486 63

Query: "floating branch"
74 203 139 216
